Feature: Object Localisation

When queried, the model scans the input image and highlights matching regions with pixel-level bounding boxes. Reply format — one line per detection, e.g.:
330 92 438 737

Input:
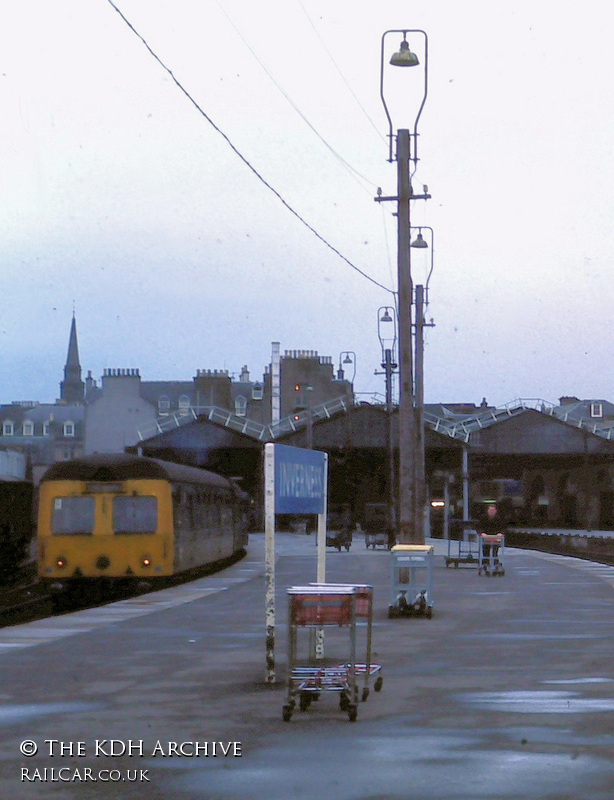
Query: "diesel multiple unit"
37 454 248 590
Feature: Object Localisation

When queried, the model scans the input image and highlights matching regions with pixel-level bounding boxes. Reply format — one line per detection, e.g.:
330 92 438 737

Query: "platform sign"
264 443 329 683
273 443 326 514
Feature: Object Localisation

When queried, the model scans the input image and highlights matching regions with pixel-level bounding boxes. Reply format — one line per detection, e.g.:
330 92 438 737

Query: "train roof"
40 454 234 491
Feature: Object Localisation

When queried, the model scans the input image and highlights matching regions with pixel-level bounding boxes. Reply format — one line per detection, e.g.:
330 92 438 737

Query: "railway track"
0 548 247 628
0 566 54 626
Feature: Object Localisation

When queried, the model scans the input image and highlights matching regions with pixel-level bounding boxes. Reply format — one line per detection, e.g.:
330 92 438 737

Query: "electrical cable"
106 0 394 295
217 1 378 195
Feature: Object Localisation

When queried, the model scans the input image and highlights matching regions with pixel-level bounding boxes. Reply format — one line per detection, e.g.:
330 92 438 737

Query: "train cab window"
51 497 95 535
113 496 158 534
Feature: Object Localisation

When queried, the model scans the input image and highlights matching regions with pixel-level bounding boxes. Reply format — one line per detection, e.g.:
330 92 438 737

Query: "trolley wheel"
282 705 293 722
348 705 358 722
361 688 369 702
339 693 350 711
425 606 433 619
374 676 383 692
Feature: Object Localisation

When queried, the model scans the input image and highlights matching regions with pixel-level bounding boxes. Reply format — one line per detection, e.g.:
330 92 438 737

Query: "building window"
158 395 170 416
234 395 247 417
43 421 50 436
64 421 75 437
590 403 603 418
178 394 191 416
22 421 34 436
252 383 263 400
2 421 14 436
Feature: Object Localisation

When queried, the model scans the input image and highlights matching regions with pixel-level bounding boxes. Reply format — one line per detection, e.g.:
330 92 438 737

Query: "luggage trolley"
309 583 383 701
478 532 505 576
389 545 434 618
365 531 388 549
364 502 393 549
445 519 480 568
283 586 360 722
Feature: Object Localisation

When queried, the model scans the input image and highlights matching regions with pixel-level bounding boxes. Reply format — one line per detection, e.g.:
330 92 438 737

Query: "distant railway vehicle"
37 454 249 592
0 480 34 582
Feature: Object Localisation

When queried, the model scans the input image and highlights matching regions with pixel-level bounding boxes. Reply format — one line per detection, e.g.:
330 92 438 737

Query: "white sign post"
264 443 328 683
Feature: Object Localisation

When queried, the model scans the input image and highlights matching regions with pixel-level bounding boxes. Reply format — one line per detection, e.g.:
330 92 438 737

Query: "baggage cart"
326 529 352 551
478 532 505 576
283 586 360 721
445 519 480 568
364 503 393 549
389 545 434 619
365 531 388 549
309 583 383 701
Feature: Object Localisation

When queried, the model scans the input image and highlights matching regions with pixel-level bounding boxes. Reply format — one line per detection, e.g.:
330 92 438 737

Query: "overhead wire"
217 1 378 196
297 0 388 149
105 0 394 295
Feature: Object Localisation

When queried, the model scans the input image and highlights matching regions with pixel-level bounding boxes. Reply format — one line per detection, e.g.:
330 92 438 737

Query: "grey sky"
1 1 611 408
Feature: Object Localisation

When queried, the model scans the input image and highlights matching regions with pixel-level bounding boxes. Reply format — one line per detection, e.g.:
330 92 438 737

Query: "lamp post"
411 226 435 540
376 29 429 544
377 306 398 538
305 384 313 450
337 351 357 385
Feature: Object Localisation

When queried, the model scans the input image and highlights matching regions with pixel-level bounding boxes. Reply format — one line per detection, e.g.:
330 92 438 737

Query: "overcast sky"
1 1 612 409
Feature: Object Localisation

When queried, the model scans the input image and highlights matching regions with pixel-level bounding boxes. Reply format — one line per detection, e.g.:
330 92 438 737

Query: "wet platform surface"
1 533 614 799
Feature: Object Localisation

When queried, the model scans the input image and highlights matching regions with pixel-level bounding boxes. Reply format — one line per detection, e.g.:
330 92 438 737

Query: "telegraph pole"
414 284 426 540
396 129 416 543
377 30 430 544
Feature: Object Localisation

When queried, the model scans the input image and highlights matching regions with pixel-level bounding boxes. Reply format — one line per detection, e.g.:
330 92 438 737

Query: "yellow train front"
37 454 249 593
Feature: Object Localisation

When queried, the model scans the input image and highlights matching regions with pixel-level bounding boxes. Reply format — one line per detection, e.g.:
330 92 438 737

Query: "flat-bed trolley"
478 532 505 576
309 583 383 701
365 531 388 549
284 586 360 722
445 519 480 568
389 544 434 618
364 502 392 549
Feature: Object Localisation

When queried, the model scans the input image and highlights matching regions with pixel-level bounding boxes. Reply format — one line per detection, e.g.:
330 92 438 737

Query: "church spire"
60 313 84 403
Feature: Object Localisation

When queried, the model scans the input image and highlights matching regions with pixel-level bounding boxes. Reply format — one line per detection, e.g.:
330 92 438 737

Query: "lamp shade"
390 40 419 67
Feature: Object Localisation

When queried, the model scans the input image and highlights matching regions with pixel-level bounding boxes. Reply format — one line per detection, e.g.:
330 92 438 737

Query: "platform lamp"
377 306 399 539
411 226 435 541
375 29 430 544
338 351 357 386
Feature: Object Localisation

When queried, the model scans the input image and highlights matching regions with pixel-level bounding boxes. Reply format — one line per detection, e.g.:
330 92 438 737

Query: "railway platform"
1 531 614 800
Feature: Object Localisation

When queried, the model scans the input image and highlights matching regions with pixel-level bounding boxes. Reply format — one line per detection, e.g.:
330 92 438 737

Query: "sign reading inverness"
273 443 326 514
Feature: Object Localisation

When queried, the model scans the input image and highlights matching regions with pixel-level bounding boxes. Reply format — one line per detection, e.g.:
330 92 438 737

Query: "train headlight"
56 557 67 569
142 556 152 567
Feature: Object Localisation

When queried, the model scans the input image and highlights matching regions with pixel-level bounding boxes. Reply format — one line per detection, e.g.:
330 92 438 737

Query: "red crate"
289 592 354 626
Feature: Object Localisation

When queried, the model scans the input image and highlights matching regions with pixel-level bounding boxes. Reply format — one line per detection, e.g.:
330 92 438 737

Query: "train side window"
220 502 233 529
113 496 158 534
51 497 95 535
